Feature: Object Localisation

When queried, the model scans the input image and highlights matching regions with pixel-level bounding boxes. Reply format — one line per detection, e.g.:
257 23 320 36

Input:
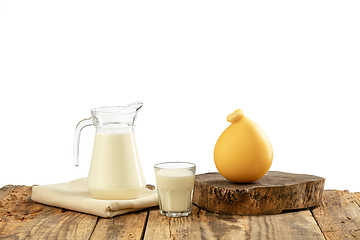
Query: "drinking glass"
154 162 196 217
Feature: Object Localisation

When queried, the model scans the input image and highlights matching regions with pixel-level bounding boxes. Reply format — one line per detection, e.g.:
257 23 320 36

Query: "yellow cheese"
214 109 273 183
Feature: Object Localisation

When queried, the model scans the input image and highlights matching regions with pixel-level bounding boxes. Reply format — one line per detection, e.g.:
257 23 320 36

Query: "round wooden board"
192 171 325 215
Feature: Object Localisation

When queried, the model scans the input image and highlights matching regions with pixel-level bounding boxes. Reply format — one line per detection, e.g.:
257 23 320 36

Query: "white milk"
155 169 195 212
87 131 145 200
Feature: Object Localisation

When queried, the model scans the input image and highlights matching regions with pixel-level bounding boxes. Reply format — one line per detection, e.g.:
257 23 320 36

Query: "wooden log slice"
192 171 325 215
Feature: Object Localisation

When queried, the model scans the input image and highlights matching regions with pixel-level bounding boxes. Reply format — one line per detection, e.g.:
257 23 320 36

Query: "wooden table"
1 185 360 239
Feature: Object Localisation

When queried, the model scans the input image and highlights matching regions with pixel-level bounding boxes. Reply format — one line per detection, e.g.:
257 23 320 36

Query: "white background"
0 1 359 191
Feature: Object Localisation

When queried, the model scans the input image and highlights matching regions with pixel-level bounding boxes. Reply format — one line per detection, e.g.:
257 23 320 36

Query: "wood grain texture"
0 185 97 240
311 190 360 239
143 207 171 239
90 209 148 240
246 210 325 240
193 171 325 215
2 184 360 240
144 205 325 239
0 185 35 237
351 192 360 207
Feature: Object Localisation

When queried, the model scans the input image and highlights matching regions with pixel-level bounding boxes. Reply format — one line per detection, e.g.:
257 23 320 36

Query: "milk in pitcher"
87 131 145 200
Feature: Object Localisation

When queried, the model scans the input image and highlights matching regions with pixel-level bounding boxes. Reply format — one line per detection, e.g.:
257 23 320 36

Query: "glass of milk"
154 162 196 217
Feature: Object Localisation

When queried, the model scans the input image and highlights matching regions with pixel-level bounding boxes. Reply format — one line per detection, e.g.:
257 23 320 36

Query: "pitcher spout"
122 101 143 126
123 101 143 112
90 101 143 129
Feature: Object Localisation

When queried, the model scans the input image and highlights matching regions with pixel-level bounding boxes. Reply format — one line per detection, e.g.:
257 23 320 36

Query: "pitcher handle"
73 118 93 167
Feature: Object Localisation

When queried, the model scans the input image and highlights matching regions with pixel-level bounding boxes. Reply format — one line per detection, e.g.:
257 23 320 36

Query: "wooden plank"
0 185 98 240
144 205 325 239
193 171 325 215
143 207 171 239
90 209 148 240
245 210 325 240
311 190 360 239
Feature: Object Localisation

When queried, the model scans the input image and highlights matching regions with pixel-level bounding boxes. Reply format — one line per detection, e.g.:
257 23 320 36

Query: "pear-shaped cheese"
214 109 273 183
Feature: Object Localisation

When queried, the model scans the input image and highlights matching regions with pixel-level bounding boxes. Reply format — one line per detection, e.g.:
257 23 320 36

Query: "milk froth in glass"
154 162 196 217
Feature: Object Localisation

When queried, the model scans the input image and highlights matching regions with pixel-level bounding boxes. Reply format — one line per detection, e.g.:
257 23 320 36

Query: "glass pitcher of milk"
73 101 146 200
